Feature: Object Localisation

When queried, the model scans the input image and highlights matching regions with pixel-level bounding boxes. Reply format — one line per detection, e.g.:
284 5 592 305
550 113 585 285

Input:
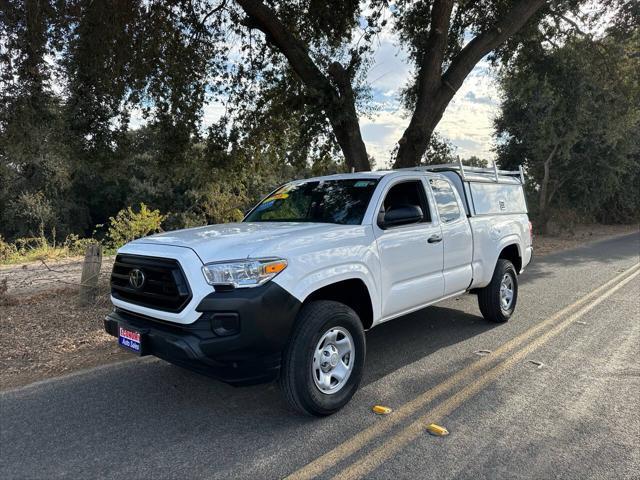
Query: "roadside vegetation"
0 203 164 264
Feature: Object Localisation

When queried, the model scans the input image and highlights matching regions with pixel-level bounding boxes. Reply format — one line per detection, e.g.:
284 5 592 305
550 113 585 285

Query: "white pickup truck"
106 162 533 415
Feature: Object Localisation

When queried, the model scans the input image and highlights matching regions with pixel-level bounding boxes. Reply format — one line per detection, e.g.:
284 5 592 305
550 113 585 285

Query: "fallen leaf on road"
528 360 544 369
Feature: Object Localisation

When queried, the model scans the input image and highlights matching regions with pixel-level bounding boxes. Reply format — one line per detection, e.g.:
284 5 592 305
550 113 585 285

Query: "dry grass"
0 276 128 390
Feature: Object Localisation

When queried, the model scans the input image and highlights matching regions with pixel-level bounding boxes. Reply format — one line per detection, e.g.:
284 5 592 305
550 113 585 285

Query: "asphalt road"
2 233 639 480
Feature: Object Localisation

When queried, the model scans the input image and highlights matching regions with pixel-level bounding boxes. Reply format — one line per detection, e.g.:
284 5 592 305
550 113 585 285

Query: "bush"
14 236 48 254
546 208 592 236
0 236 18 262
63 234 99 256
106 203 165 248
0 236 69 264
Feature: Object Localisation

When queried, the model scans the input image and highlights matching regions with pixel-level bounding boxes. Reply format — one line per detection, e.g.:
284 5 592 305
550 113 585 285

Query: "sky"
359 32 500 168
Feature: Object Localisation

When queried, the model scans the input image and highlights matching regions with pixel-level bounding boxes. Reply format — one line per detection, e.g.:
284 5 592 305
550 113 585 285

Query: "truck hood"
130 222 347 264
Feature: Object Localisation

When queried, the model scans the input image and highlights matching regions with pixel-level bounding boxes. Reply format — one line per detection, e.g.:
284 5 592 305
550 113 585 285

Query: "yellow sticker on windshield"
265 193 289 202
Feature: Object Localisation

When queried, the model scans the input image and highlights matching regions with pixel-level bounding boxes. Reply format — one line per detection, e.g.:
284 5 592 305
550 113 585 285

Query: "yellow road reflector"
426 423 449 436
372 405 392 415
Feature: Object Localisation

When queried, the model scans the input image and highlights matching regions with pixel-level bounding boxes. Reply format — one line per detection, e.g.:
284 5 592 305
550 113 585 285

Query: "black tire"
477 259 518 323
279 300 366 416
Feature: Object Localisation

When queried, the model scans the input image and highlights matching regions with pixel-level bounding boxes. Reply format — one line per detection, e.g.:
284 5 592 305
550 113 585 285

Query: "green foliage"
421 134 457 165
1 0 636 251
106 204 165 249
495 29 640 228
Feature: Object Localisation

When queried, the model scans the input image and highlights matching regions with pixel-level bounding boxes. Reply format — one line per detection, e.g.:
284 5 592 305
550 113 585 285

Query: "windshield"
244 179 379 225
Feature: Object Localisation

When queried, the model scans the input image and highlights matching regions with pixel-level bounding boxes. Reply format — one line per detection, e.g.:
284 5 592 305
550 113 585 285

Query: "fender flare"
282 263 381 324
496 235 522 259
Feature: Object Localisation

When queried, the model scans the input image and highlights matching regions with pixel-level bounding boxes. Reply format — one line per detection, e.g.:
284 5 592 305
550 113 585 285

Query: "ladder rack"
404 158 525 184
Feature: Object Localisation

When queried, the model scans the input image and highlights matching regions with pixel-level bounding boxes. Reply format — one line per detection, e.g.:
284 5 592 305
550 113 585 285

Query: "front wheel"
279 300 366 416
477 259 518 323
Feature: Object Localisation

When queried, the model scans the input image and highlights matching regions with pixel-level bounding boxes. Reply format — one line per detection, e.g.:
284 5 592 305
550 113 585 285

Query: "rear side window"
469 183 527 215
429 178 462 223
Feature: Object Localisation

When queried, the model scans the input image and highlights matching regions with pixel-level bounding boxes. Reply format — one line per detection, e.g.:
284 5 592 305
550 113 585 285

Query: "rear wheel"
478 259 518 323
279 300 365 416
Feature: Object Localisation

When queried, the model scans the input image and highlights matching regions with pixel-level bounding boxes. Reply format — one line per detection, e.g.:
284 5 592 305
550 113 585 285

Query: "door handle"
428 234 443 244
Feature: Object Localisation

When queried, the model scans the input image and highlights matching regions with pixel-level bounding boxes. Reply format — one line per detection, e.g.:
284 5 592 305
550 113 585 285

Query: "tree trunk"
537 144 558 234
328 114 370 172
394 94 449 168
326 62 370 172
392 0 547 169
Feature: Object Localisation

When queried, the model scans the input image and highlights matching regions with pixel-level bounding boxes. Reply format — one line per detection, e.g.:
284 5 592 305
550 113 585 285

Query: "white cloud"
361 30 500 166
435 60 499 160
366 31 413 98
360 108 407 169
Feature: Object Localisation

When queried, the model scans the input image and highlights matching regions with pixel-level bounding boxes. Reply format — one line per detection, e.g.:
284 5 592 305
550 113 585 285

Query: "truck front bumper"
104 282 301 385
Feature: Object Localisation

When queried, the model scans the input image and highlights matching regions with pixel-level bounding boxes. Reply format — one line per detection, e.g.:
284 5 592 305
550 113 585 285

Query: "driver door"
374 178 444 320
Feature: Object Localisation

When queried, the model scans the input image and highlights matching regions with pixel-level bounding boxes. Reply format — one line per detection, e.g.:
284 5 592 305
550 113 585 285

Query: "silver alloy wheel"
312 326 355 395
500 273 514 310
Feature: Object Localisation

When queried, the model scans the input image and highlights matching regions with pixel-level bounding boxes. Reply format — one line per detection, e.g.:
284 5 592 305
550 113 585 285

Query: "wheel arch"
498 242 522 273
303 278 375 330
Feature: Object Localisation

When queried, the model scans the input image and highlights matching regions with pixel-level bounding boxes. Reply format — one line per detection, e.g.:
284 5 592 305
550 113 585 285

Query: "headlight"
201 258 288 289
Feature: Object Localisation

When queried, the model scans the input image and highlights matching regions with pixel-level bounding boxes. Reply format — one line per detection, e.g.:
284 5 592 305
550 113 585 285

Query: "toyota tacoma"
105 162 533 416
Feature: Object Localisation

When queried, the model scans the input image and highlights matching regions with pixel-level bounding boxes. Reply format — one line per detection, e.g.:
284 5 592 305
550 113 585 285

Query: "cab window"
378 180 431 226
429 178 461 223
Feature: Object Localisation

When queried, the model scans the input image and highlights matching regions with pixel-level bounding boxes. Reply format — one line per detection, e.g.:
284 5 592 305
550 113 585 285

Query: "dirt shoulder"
0 281 129 391
0 257 127 391
1 224 637 391
533 224 638 256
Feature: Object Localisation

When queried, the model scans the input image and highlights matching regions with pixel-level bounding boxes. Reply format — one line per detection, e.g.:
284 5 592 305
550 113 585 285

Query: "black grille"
111 254 192 312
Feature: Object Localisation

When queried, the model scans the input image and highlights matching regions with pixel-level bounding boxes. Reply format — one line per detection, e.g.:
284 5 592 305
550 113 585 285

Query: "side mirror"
380 205 424 228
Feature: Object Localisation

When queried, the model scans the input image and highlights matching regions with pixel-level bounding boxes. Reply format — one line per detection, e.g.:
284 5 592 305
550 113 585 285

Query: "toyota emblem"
129 269 146 289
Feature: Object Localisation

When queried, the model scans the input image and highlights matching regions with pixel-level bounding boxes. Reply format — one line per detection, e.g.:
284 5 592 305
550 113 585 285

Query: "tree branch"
189 0 228 42
441 0 547 94
234 0 370 171
551 11 588 36
415 0 455 103
235 0 333 97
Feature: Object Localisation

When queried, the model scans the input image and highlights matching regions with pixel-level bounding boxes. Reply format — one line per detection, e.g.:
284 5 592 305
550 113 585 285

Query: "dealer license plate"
118 326 142 355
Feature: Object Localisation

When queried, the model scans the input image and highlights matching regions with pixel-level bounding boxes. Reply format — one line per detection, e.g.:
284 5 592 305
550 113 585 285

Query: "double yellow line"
287 263 640 480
